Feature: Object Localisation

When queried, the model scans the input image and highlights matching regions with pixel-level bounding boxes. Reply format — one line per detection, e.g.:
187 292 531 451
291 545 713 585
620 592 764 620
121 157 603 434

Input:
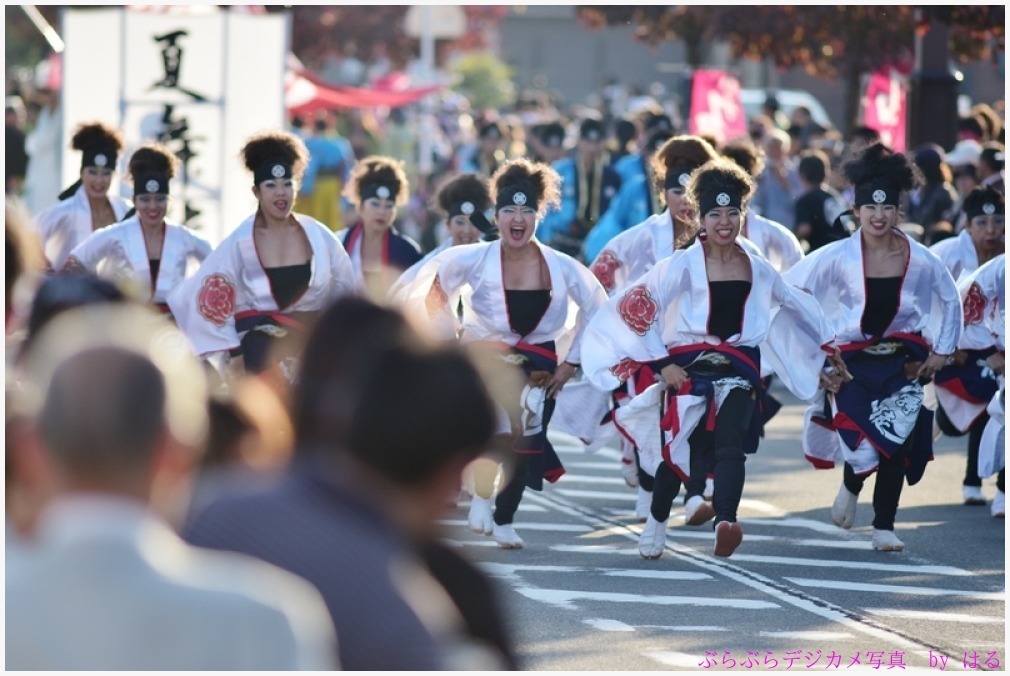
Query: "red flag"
689 69 747 146
863 66 907 152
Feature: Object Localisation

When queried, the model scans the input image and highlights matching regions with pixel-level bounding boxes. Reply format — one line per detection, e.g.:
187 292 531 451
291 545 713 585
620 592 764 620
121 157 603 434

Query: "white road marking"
437 520 590 532
514 587 780 610
784 578 1006 600
639 625 729 632
600 569 713 581
864 608 1005 624
646 651 713 668
558 488 635 500
757 630 855 640
478 562 711 581
565 461 632 471
583 618 635 632
559 474 632 485
743 517 852 534
730 554 972 577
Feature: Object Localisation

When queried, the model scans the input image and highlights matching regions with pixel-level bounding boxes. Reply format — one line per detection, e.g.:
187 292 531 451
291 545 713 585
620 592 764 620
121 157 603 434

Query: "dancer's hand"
826 348 852 382
819 370 844 394
546 362 577 398
986 352 1005 376
916 352 948 381
660 363 689 390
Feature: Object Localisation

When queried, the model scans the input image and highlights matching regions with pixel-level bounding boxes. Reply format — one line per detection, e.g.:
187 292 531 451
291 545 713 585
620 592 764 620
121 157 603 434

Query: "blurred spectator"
299 113 356 233
610 117 637 165
535 121 567 164
978 142 1005 194
7 304 337 670
945 138 984 170
943 164 982 234
378 107 417 186
23 87 62 216
971 103 1003 143
906 144 958 243
794 149 849 252
457 120 507 178
6 97 29 197
753 128 802 230
184 296 518 670
4 201 43 332
761 93 791 130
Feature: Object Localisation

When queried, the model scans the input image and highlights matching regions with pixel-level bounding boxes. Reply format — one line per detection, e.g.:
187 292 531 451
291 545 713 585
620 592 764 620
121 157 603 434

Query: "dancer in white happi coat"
784 143 963 552
931 189 1005 505
33 122 132 271
937 253 1005 515
406 158 607 549
63 143 211 314
930 185 1004 283
388 173 497 303
577 135 719 519
582 159 833 559
721 140 804 274
338 156 422 303
168 131 358 391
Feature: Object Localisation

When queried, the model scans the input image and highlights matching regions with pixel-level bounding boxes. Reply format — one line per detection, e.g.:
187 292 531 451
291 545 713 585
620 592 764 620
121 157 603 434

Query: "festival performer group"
18 113 1006 561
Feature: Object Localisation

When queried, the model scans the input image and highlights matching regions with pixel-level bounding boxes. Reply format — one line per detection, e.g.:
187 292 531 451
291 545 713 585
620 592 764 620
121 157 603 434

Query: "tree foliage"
450 52 515 111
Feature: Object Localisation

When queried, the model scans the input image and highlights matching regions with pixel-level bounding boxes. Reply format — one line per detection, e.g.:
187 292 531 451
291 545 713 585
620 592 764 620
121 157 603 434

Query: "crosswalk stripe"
730 554 972 577
757 630 855 640
647 651 723 667
582 618 635 632
558 488 635 500
515 587 780 610
863 608 1004 624
784 578 1006 600
558 474 632 485
477 562 711 581
438 520 590 532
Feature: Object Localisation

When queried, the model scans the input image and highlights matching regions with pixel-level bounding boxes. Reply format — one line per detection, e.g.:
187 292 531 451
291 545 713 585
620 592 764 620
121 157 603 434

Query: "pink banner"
688 69 747 145
863 67 907 152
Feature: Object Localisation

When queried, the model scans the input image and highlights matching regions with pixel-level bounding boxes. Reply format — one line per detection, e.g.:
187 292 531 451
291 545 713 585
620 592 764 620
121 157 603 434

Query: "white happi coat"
581 240 833 475
65 216 212 304
930 229 979 282
167 213 359 359
34 186 133 270
785 229 964 473
742 212 804 273
936 254 1006 432
387 237 453 302
413 238 607 363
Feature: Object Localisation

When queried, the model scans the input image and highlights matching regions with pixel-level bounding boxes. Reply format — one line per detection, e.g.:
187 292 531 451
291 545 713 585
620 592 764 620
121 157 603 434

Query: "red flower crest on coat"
591 250 621 292
618 284 658 335
425 274 448 319
610 357 642 382
198 274 237 327
963 282 987 326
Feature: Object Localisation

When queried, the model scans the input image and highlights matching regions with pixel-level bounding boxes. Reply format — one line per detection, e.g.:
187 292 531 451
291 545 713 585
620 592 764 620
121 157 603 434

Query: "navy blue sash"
342 222 423 273
823 334 933 485
934 347 1000 405
480 340 563 491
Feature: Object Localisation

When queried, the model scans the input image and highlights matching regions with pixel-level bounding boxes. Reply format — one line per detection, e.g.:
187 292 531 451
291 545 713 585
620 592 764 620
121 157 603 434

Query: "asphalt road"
438 387 1006 672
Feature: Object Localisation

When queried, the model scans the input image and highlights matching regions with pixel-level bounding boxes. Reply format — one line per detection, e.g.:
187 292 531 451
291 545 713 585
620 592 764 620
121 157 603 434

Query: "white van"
740 88 834 129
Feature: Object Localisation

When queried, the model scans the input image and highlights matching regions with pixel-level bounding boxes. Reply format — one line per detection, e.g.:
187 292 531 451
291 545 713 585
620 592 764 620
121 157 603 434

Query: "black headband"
965 199 1004 222
134 174 170 196
253 162 293 185
698 187 743 215
81 146 118 171
360 181 397 202
495 181 539 212
854 183 901 208
663 164 695 191
448 200 494 234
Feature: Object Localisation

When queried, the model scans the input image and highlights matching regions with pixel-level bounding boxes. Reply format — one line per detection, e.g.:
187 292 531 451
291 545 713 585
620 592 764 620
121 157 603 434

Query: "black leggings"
652 387 755 525
843 451 905 531
936 405 990 487
494 455 528 526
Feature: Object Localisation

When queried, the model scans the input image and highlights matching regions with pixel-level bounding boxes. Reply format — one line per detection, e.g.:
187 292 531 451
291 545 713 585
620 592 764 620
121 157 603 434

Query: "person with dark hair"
722 140 804 272
536 121 567 165
611 117 638 165
458 120 507 177
931 185 1005 282
167 130 358 390
581 158 832 559
794 148 850 252
578 135 720 515
61 143 211 314
977 142 1005 194
931 189 1004 506
403 158 607 549
538 116 622 259
297 114 355 233
6 99 29 196
582 128 675 263
904 144 958 242
338 155 422 301
8 304 337 670
388 172 496 301
785 142 963 552
33 122 133 270
183 296 517 670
